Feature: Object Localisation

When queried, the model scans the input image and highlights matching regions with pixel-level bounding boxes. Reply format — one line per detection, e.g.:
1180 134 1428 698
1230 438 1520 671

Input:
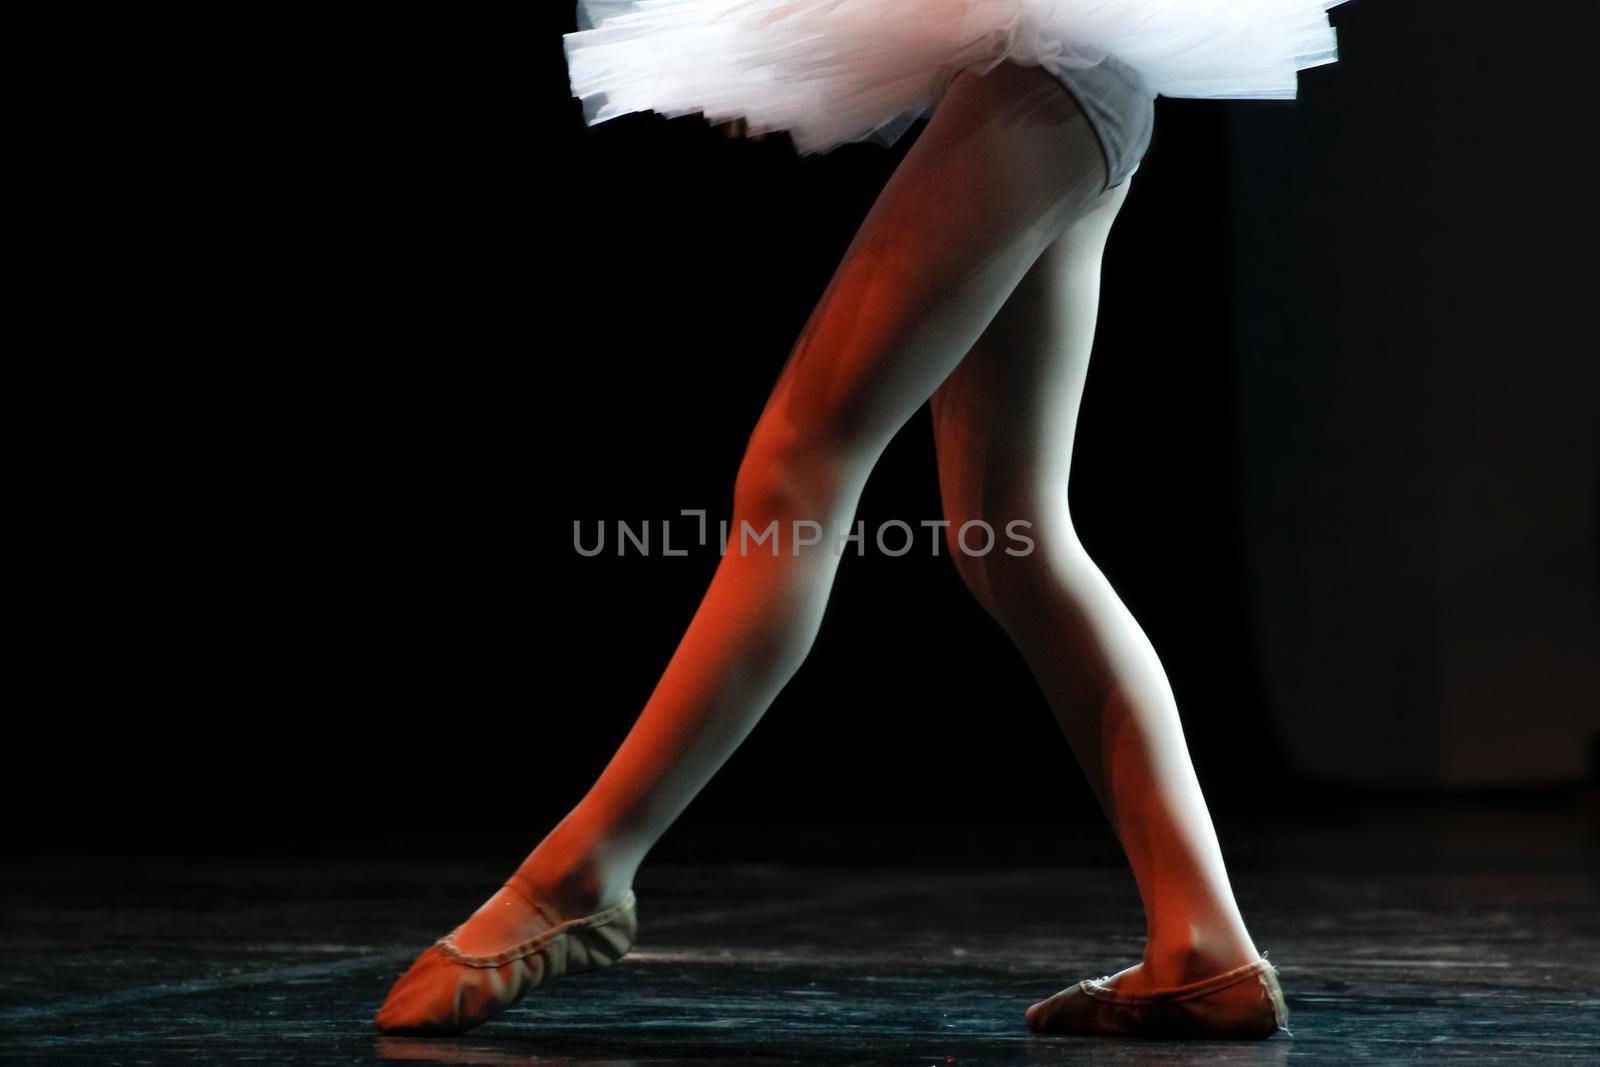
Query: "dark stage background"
18 3 1595 860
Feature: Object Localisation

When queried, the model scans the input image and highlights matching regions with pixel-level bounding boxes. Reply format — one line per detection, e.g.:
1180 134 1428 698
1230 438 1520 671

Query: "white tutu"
565 0 1349 153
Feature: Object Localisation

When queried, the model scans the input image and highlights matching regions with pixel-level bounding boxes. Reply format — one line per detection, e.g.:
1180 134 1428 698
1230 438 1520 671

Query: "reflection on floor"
3 801 1597 1064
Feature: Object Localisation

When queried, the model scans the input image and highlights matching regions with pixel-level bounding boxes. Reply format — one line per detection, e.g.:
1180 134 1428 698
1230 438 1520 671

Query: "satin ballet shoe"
1024 957 1289 1040
374 889 638 1036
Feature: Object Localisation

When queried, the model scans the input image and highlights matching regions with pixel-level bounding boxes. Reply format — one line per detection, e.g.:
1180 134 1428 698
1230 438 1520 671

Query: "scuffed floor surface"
3 803 1597 1064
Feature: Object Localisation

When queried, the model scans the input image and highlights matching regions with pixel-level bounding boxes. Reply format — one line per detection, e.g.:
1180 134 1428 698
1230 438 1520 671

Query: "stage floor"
3 801 1597 1064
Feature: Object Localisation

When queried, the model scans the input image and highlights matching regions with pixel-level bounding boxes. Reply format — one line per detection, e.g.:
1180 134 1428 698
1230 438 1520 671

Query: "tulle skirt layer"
565 0 1349 154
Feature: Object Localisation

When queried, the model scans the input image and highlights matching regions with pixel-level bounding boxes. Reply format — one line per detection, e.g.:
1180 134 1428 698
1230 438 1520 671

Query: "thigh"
930 181 1131 519
753 61 1113 470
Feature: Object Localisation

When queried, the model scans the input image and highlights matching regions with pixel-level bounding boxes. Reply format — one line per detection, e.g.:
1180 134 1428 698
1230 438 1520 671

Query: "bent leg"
931 195 1262 1015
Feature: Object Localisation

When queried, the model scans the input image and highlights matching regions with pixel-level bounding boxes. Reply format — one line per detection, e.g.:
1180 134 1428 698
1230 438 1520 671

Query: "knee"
732 413 864 532
942 515 1006 614
942 489 1084 625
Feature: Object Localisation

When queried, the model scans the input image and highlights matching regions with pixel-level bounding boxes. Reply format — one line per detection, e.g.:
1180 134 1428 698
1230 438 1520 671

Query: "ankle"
1142 926 1259 987
511 843 636 919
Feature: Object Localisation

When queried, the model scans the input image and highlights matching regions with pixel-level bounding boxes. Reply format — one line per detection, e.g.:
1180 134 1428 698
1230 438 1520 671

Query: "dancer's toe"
1024 983 1089 1034
374 945 470 1035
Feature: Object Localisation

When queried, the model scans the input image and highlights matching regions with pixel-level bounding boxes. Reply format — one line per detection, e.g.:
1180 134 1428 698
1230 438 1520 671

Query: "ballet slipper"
374 890 638 1036
1024 958 1289 1040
